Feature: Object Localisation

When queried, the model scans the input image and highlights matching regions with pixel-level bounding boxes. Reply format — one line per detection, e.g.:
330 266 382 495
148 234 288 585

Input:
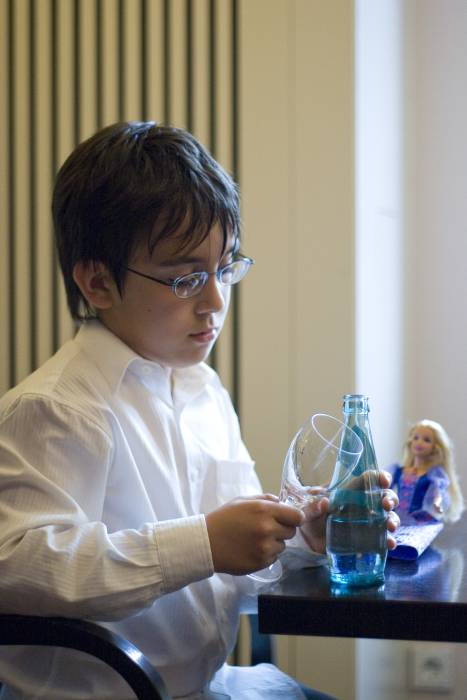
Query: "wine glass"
249 413 364 583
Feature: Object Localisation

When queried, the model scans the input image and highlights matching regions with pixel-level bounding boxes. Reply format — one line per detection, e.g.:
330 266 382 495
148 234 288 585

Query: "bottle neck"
342 393 369 417
343 411 370 430
342 394 377 471
343 396 370 431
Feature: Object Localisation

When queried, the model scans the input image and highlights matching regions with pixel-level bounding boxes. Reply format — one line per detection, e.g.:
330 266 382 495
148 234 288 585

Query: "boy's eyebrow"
157 255 204 267
157 243 238 268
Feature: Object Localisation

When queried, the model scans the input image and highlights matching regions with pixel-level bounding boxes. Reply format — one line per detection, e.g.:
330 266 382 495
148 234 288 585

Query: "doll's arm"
420 467 451 520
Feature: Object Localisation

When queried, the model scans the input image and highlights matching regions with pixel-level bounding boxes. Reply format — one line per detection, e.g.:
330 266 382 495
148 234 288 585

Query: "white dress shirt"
0 321 317 699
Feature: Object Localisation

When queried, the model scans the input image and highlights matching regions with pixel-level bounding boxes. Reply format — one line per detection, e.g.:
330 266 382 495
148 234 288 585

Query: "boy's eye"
220 256 236 272
177 274 203 291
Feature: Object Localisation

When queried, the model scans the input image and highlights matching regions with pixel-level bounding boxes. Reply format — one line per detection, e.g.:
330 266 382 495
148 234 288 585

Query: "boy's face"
100 224 232 368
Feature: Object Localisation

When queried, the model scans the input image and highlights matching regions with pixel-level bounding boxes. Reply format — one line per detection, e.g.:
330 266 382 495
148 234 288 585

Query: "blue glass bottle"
326 394 387 587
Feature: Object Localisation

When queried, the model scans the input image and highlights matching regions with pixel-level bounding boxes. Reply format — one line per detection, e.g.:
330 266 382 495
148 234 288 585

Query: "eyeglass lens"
175 258 251 298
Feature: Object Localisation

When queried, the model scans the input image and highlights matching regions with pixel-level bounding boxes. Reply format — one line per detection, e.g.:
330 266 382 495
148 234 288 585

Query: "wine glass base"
248 560 283 583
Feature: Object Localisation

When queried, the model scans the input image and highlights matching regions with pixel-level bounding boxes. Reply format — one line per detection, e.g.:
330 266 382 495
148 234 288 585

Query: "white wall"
404 2 467 697
407 0 467 460
354 1 406 696
356 1 467 699
354 0 405 466
240 2 356 698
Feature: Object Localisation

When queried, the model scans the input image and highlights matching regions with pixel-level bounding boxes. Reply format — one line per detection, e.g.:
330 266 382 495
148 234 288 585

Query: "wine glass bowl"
279 413 364 510
248 413 363 584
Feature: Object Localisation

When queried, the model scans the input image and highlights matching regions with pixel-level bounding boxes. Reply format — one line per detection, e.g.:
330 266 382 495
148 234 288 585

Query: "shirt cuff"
154 514 214 593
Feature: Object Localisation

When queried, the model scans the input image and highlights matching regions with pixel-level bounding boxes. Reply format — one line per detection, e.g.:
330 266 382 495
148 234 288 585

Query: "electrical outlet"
409 646 454 693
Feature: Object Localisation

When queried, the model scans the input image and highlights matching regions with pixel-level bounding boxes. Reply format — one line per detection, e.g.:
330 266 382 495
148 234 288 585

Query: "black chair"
0 615 170 700
0 614 272 699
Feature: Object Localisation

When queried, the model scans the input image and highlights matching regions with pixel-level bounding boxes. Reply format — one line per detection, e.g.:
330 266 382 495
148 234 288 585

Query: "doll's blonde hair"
402 419 464 523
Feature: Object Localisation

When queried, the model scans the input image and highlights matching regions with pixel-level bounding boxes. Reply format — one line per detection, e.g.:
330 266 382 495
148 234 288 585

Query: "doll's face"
410 426 436 460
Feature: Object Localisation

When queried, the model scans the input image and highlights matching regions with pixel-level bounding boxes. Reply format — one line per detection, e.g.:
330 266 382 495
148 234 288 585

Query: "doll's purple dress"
387 463 450 559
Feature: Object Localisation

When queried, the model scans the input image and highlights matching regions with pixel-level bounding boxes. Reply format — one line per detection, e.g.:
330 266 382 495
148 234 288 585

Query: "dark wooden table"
258 517 467 642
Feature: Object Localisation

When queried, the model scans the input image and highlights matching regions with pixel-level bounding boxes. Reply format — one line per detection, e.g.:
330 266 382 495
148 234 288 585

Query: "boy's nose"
196 274 227 314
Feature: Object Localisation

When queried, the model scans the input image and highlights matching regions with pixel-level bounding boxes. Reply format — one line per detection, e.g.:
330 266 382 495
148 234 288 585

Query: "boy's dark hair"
52 121 241 320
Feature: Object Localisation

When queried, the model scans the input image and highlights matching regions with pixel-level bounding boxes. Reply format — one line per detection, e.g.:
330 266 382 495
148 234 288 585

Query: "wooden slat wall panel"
13 0 32 382
213 0 234 389
170 0 187 128
100 0 120 126
55 0 76 348
79 0 98 139
1 0 240 403
192 0 209 145
145 0 164 121
0 0 9 391
35 1 54 366
121 0 142 120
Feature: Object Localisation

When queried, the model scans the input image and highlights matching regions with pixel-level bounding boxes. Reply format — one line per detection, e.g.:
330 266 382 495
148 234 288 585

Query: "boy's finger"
379 470 392 488
302 496 329 520
382 488 399 511
278 525 300 541
386 511 400 532
255 493 280 502
273 502 305 526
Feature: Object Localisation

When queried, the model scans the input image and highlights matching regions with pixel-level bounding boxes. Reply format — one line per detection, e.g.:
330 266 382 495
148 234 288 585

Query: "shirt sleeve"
0 395 213 621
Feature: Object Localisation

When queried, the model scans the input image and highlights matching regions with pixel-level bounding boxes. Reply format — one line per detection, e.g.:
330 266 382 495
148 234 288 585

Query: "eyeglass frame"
125 255 254 299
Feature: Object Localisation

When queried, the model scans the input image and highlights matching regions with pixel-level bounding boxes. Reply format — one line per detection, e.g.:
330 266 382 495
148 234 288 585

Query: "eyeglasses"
126 255 254 299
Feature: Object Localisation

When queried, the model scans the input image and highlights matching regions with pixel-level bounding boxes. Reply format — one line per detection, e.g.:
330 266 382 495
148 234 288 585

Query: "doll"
388 419 464 525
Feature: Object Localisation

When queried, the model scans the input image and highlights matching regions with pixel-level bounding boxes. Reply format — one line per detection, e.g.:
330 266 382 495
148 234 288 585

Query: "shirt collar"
172 362 219 407
74 319 219 406
74 320 141 394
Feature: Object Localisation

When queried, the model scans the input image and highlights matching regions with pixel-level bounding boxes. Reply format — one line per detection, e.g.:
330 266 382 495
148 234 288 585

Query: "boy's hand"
299 470 400 554
205 495 304 575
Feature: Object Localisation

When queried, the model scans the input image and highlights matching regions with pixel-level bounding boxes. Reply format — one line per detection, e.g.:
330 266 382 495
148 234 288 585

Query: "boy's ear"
72 261 118 310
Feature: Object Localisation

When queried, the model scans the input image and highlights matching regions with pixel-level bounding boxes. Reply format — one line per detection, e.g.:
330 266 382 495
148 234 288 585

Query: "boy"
0 122 398 699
